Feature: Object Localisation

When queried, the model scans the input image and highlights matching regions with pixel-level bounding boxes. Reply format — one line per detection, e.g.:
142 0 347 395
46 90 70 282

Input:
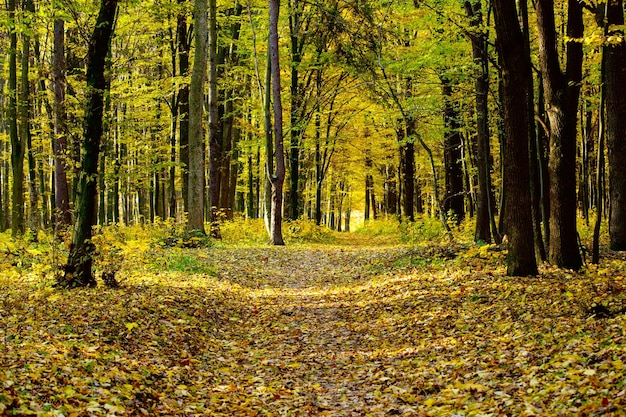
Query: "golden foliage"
1 227 626 415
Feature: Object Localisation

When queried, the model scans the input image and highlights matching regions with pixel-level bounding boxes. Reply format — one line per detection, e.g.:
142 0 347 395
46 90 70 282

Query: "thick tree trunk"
493 0 538 276
536 0 583 270
605 0 626 250
187 0 208 235
62 0 118 287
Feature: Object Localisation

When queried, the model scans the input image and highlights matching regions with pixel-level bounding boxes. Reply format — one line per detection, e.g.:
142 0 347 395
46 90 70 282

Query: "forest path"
199 242 417 415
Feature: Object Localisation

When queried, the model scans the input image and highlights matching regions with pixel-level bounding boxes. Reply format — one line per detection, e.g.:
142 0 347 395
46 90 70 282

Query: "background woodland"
0 0 625 278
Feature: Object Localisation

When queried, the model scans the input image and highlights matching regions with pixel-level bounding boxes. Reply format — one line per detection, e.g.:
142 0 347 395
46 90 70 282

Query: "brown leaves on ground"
2 240 626 416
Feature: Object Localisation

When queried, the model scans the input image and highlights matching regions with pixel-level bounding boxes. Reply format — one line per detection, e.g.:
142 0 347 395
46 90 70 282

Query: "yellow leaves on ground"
2 240 626 415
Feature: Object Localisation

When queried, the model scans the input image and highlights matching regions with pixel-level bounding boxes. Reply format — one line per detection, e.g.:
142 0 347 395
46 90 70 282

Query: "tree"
53 18 72 227
464 0 496 243
604 0 626 250
8 0 24 237
207 0 219 236
441 75 465 224
187 0 208 235
535 0 583 270
177 0 191 215
267 0 285 245
492 0 538 276
21 0 38 237
61 0 118 287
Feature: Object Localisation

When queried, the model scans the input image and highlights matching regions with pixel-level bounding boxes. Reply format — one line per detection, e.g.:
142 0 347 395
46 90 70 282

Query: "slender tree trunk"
53 19 72 227
21 0 38 236
536 0 583 270
268 0 285 245
62 0 118 287
8 0 24 237
288 0 306 220
466 1 493 243
493 0 538 276
177 2 191 214
515 0 546 261
442 78 465 224
187 0 208 234
206 0 221 237
400 117 416 222
605 0 626 250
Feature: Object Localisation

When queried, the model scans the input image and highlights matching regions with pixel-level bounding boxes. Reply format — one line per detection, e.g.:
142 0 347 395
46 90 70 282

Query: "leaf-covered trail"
3 241 626 416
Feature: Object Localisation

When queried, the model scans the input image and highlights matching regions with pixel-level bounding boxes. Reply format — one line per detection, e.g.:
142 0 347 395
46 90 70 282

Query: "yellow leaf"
125 322 139 331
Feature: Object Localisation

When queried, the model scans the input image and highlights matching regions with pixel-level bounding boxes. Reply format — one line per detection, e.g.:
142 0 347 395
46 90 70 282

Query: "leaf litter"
2 241 626 416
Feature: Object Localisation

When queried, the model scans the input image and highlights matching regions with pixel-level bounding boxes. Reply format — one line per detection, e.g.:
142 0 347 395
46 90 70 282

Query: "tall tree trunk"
519 0 546 261
268 0 285 245
177 1 191 214
53 19 72 227
399 120 416 221
8 0 24 237
605 0 626 250
535 0 583 270
441 77 465 224
466 2 493 243
288 0 306 220
62 0 118 287
187 0 208 235
21 0 38 237
206 0 221 237
493 0 538 276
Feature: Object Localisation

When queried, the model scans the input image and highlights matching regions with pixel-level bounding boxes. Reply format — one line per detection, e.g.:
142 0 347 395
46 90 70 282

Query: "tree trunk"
62 0 118 287
605 0 626 250
8 0 24 237
53 19 72 227
493 0 538 276
400 118 416 222
442 78 465 224
536 0 583 270
518 0 546 261
177 2 191 214
187 0 208 235
268 0 285 245
288 0 305 221
21 0 38 237
466 1 494 244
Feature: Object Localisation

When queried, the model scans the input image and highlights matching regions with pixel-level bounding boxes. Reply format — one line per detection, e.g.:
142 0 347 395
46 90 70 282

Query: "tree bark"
442 77 465 224
535 0 583 270
8 0 24 237
177 1 191 214
187 0 208 235
268 0 285 245
288 0 307 221
52 19 72 227
493 0 538 276
62 0 118 287
21 0 38 236
605 0 626 250
465 1 494 243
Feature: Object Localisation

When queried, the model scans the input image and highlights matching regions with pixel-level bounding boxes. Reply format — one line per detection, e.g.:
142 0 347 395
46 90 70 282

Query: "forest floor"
2 229 626 416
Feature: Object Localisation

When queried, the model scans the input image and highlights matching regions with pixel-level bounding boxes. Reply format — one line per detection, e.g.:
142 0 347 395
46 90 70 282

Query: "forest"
1 0 626 415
